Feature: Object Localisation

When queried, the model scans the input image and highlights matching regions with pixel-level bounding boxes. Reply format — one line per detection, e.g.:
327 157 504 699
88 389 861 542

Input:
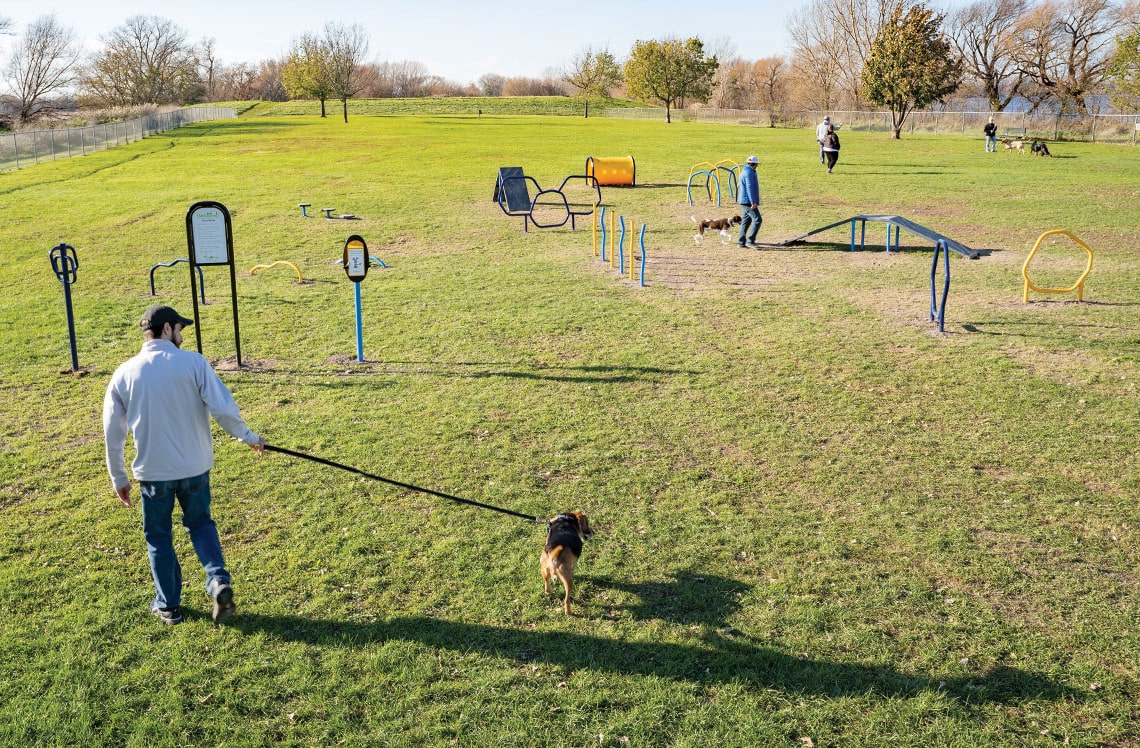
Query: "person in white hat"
816 115 831 165
737 155 762 248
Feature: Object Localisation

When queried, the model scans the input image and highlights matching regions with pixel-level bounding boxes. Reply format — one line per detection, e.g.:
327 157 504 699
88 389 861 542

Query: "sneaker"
746 241 760 249
150 602 184 625
827 168 833 173
208 578 236 623
737 242 746 248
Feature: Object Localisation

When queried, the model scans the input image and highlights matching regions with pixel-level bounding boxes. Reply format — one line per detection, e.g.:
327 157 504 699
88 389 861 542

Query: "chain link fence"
0 107 238 172
606 107 1140 144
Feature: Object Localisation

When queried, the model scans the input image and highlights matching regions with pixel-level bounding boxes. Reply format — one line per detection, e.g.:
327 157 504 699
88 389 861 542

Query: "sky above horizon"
2 0 974 85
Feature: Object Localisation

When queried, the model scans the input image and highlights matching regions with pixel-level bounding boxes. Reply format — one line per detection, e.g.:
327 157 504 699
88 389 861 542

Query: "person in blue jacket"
737 155 762 248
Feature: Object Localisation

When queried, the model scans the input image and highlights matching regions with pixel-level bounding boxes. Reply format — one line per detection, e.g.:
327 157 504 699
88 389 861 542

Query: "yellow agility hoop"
1021 229 1093 302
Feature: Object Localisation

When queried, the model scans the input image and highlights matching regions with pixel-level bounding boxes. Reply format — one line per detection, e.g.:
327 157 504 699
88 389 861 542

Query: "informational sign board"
184 200 242 366
187 203 232 265
343 235 369 282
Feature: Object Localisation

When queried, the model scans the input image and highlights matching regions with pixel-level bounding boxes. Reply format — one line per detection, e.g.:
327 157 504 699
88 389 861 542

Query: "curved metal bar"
686 169 722 207
528 188 571 229
249 260 305 283
149 258 205 303
716 164 740 200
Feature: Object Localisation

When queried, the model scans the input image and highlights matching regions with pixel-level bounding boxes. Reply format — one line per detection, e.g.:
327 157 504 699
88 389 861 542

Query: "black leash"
264 444 544 524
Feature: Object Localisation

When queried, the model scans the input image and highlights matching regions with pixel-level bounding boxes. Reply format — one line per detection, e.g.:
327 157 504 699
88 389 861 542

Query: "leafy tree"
1106 30 1140 111
564 46 622 100
862 2 962 138
82 16 201 106
5 15 82 123
623 37 718 122
281 33 333 117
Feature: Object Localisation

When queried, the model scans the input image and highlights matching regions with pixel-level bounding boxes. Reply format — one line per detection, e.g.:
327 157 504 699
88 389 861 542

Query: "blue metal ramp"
776 214 980 259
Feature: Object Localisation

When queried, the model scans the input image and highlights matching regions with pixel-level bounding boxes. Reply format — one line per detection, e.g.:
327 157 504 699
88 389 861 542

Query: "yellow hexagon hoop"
1021 229 1094 303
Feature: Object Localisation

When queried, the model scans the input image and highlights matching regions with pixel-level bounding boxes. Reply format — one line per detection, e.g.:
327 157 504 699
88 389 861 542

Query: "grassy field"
0 108 1138 747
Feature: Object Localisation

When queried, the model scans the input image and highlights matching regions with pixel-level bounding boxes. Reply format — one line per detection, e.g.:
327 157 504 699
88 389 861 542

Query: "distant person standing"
737 155 762 248
983 116 997 153
816 115 831 164
823 124 841 173
103 305 264 625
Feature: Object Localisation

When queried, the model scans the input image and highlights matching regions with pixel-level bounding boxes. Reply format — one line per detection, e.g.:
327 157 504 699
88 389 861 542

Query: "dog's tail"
550 546 564 562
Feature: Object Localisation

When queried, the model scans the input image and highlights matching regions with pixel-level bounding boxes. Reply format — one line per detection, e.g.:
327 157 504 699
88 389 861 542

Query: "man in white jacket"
104 305 264 625
816 115 831 165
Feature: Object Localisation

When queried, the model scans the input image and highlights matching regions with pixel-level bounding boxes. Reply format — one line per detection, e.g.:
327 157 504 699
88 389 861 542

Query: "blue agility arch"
774 214 980 260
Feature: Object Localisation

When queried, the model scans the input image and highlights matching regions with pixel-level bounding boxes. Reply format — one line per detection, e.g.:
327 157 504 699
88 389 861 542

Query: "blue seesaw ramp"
775 214 981 260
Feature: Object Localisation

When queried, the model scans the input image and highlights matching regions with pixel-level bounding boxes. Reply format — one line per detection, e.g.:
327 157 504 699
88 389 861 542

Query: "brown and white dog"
541 511 594 615
692 214 742 245
1002 138 1025 153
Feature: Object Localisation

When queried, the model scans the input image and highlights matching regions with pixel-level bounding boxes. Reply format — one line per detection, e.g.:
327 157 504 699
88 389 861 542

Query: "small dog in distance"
1031 140 1053 157
1002 138 1025 153
541 511 594 615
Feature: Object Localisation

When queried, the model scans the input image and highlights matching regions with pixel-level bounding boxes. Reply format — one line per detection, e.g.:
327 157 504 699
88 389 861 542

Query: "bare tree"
789 0 912 108
389 60 430 97
788 15 845 109
710 58 750 108
5 15 82 123
478 73 506 96
1009 0 1121 113
253 58 287 101
83 16 200 106
215 62 259 100
947 0 1027 110
323 22 369 122
197 37 219 102
753 57 790 111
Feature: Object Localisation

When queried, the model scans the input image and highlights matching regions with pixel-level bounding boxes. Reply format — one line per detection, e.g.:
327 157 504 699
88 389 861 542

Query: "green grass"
1 109 1138 747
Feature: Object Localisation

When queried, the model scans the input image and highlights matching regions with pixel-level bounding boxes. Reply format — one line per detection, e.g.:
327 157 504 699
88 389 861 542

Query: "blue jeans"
986 135 996 152
738 206 762 244
140 471 229 610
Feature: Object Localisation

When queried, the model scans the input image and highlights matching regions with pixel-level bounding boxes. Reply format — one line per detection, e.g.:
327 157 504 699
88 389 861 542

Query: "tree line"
2 2 1139 131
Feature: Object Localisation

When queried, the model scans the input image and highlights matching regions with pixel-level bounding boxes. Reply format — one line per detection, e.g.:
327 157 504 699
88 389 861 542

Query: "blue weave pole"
618 216 626 274
599 206 608 262
930 239 951 332
638 224 647 287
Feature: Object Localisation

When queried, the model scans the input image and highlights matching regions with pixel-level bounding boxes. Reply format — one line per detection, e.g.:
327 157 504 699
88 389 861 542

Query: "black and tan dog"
541 511 594 615
692 214 742 245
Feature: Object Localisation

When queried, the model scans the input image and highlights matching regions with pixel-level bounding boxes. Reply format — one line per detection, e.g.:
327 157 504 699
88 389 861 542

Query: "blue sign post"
342 235 370 362
49 243 80 372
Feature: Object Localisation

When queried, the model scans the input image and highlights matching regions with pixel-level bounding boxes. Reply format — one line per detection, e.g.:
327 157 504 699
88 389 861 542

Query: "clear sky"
3 0 809 84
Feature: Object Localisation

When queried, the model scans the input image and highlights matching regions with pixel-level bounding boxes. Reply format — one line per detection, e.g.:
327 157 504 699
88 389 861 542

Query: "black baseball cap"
140 305 193 332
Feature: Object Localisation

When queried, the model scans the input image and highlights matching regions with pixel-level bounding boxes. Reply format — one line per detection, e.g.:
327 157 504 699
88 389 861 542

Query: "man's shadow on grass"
229 571 1077 705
